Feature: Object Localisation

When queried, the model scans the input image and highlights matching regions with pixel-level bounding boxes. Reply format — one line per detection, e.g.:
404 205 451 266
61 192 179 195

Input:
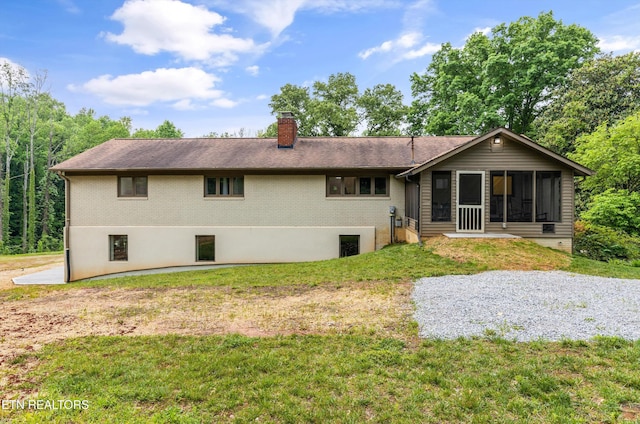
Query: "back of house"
52 115 592 281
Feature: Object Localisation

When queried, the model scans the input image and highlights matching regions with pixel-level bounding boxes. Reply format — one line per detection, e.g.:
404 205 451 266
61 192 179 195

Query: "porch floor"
443 233 521 239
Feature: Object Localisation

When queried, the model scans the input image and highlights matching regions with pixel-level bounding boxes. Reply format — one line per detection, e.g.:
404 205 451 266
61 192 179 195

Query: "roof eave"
397 128 595 177
52 166 412 174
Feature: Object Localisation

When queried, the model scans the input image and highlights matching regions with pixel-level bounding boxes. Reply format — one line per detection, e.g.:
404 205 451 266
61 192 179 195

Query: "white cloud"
358 1 439 63
245 65 260 76
304 0 401 13
205 0 399 37
0 57 23 70
469 26 492 38
104 0 265 65
237 0 305 37
211 98 238 108
0 57 30 84
56 0 81 14
402 0 436 31
598 35 640 52
172 99 197 110
358 31 439 61
68 67 236 108
256 94 268 100
402 41 441 59
358 32 421 59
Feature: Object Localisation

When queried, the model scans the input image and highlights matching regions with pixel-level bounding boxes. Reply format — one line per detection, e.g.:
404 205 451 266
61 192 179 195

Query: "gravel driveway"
413 270 640 341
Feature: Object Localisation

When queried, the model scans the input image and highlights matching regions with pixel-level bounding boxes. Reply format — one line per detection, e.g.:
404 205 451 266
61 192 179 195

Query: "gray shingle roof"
52 136 476 172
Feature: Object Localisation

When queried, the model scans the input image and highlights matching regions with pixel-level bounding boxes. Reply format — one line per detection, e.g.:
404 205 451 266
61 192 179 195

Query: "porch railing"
457 205 483 232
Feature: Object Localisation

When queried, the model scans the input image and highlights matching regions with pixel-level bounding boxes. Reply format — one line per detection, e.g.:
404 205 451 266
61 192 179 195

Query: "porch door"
456 171 485 233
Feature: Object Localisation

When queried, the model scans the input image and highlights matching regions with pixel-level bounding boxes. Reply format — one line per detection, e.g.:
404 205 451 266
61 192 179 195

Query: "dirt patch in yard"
0 256 412 397
0 281 412 366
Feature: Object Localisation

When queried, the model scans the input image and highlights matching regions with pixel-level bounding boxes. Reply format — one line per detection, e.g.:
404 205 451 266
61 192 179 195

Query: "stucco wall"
66 174 404 280
68 225 376 281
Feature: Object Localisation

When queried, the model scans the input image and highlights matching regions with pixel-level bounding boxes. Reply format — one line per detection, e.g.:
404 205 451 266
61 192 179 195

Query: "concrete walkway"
12 264 247 285
12 266 65 285
443 233 521 239
84 264 246 281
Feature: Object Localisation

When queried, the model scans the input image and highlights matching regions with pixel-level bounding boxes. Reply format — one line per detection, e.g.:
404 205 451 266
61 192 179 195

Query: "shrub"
574 221 640 262
581 189 640 236
37 235 63 252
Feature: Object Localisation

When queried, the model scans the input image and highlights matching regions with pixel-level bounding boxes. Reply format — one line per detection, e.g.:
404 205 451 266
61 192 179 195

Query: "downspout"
388 206 396 245
58 172 71 282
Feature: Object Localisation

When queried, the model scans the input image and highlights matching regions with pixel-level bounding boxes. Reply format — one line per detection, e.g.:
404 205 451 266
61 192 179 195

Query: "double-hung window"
118 176 147 197
205 176 244 197
327 176 388 197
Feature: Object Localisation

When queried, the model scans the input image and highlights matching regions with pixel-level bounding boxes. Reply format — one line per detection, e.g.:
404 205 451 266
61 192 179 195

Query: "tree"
569 112 640 195
410 11 599 136
62 109 130 159
534 52 640 154
311 72 359 136
0 60 29 245
132 120 184 138
39 97 67 241
358 84 407 136
268 84 317 136
155 120 184 138
409 33 495 135
267 73 407 137
21 70 48 251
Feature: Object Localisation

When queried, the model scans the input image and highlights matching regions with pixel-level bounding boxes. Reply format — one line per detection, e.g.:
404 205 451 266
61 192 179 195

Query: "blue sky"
2 0 640 137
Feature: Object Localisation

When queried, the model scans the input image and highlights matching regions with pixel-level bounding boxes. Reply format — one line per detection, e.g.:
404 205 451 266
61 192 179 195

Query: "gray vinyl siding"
420 137 575 239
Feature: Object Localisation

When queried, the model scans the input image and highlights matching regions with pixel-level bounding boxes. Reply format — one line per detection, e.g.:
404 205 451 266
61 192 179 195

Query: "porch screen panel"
405 180 420 230
431 171 451 222
490 171 505 222
507 171 533 222
536 171 561 222
458 173 482 205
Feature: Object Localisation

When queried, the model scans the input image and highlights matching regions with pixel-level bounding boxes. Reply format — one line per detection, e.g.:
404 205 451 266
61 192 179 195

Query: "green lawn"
2 242 640 423
4 335 640 423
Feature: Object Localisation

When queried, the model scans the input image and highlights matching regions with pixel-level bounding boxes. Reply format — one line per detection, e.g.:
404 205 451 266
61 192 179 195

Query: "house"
52 113 593 281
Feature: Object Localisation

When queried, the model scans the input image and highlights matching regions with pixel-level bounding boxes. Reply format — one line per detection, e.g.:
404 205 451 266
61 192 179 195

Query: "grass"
3 335 640 423
3 240 640 422
424 237 573 270
3 240 640 303
0 243 480 300
567 256 640 280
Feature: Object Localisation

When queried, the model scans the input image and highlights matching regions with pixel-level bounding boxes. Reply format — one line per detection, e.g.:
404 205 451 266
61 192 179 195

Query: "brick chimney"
277 111 297 148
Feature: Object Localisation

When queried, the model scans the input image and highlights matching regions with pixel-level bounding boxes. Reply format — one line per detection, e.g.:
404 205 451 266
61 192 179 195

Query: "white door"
456 171 485 233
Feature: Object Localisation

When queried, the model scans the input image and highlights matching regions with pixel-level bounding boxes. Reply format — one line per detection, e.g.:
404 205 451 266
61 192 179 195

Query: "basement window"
339 235 360 257
196 235 215 261
109 235 128 261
